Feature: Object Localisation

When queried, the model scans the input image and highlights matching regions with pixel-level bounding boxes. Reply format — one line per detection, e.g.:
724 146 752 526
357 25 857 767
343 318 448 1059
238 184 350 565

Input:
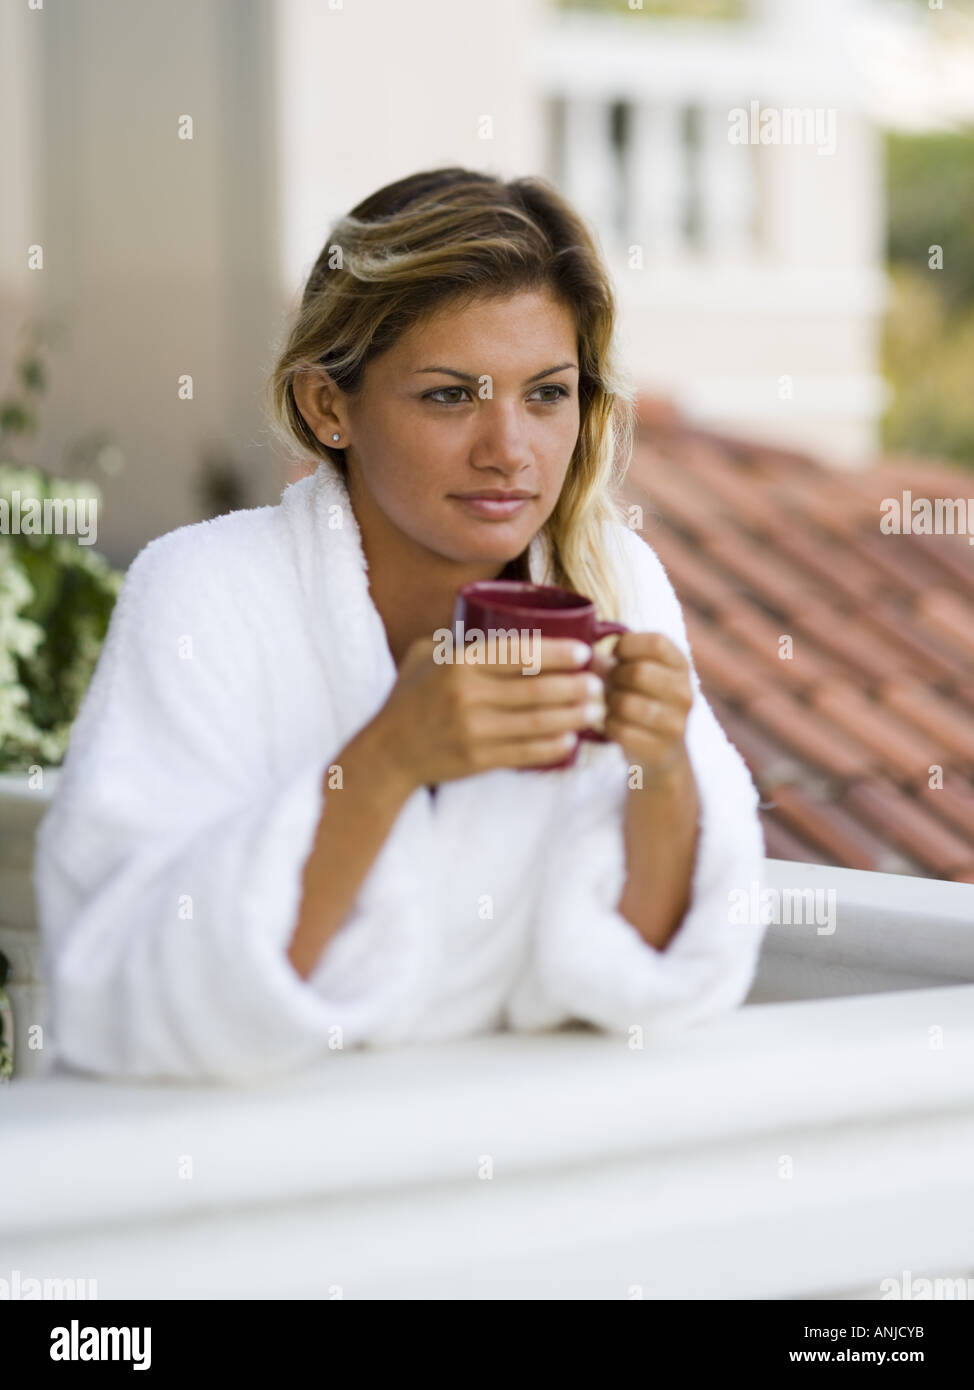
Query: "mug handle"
580 620 629 744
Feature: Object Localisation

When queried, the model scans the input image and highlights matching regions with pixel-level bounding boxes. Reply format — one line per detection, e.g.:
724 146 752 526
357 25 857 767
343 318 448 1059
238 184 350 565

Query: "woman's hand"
591 631 694 782
588 631 699 948
367 634 605 793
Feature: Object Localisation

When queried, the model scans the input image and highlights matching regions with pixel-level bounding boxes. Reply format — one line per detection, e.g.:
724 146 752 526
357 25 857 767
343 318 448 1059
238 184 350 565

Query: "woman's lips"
450 495 534 520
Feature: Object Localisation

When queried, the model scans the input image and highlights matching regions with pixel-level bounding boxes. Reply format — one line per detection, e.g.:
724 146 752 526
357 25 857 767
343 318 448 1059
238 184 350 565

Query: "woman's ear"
292 367 344 445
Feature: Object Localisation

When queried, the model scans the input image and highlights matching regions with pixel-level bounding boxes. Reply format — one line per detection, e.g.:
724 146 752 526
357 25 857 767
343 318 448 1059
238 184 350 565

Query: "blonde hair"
266 167 636 621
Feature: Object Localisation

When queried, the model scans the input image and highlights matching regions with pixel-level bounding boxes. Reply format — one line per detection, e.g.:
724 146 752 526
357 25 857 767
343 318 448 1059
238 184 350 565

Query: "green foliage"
882 128 974 468
0 327 124 1075
0 332 124 773
881 265 974 466
887 128 974 308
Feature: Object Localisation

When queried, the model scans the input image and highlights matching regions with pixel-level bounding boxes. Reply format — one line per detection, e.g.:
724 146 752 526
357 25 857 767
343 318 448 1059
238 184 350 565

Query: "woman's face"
319 286 582 569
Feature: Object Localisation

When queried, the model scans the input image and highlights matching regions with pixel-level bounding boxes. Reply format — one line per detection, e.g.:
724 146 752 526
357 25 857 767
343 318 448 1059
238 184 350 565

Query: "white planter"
0 769 58 1081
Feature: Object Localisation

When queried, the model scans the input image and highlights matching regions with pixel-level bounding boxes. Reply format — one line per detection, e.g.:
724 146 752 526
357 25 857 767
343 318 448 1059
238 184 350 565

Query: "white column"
626 103 687 261
698 104 755 259
561 96 618 251
0 0 43 359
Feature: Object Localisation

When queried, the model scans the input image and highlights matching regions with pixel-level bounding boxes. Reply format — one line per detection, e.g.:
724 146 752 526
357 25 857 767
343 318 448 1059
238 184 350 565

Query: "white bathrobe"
33 462 769 1084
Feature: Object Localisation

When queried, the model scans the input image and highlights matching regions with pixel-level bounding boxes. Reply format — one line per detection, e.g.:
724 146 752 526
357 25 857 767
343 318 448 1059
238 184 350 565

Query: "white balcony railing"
532 7 858 265
3 775 974 1299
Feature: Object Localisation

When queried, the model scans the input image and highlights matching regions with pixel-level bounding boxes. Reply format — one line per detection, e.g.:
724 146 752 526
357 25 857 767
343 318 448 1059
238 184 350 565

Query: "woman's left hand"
590 631 694 779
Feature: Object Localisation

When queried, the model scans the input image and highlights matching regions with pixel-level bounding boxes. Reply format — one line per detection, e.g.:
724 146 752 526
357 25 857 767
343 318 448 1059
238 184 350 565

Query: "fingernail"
584 673 603 698
584 702 604 724
571 642 592 665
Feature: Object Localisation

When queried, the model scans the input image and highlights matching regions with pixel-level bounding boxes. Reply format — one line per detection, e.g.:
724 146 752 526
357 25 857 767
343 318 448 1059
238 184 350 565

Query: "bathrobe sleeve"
504 525 769 1038
32 528 423 1085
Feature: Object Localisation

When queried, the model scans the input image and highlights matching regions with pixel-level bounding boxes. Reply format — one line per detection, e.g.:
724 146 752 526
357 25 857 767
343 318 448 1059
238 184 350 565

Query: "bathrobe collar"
278 461 555 751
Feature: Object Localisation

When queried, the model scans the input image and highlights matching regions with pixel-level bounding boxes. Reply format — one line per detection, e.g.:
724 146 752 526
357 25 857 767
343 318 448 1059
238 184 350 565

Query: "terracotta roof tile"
744 689 874 779
769 526 880 607
627 400 974 882
675 444 791 533
717 604 854 691
759 813 824 864
841 777 974 877
881 680 974 765
684 616 768 702
686 426 824 476
705 693 803 788
917 590 974 659
764 783 911 873
841 531 940 600
908 531 974 597
634 394 685 431
838 463 974 511
769 479 865 541
700 530 824 614
628 464 728 537
790 602 916 682
634 523 735 613
811 681 949 782
916 778 974 841
864 601 973 684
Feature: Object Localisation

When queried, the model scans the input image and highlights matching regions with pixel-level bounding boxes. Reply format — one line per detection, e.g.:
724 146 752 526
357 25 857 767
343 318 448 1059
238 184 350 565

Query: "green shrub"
0 463 123 771
0 328 126 1073
882 128 974 468
0 329 124 772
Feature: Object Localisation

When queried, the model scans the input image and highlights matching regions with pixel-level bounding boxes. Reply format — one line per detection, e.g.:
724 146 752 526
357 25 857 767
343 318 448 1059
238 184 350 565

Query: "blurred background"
3 0 974 881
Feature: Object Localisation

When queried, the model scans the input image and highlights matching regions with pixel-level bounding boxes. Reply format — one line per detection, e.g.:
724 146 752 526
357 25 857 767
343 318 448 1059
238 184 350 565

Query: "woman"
33 167 768 1083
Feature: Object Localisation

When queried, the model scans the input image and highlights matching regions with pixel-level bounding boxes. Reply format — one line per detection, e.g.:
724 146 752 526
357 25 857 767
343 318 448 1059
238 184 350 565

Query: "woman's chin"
433 516 536 564
448 534 533 570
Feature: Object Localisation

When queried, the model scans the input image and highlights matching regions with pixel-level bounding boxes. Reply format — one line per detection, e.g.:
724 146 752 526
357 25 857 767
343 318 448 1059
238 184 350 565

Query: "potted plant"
0 321 125 1079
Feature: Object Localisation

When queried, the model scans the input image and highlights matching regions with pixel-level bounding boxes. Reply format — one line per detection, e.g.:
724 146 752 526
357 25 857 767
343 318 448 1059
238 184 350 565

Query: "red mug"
452 580 629 769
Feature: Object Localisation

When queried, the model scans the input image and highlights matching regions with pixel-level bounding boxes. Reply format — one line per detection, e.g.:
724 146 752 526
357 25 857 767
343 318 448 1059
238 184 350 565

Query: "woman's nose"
472 403 534 471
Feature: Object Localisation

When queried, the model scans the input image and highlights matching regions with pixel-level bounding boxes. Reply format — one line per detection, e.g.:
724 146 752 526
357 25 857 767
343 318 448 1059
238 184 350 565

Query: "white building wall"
274 0 547 297
534 4 892 464
0 0 281 565
2 0 932 565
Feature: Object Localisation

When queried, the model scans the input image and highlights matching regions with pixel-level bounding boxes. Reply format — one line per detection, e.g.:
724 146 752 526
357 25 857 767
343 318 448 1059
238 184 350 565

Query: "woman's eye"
424 384 570 405
426 386 470 404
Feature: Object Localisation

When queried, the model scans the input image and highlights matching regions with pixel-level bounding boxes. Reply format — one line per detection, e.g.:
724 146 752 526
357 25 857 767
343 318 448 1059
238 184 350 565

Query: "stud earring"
331 433 340 442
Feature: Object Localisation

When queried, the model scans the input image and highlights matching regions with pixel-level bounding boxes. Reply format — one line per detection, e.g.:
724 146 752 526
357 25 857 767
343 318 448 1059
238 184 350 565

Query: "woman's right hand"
366 634 607 792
